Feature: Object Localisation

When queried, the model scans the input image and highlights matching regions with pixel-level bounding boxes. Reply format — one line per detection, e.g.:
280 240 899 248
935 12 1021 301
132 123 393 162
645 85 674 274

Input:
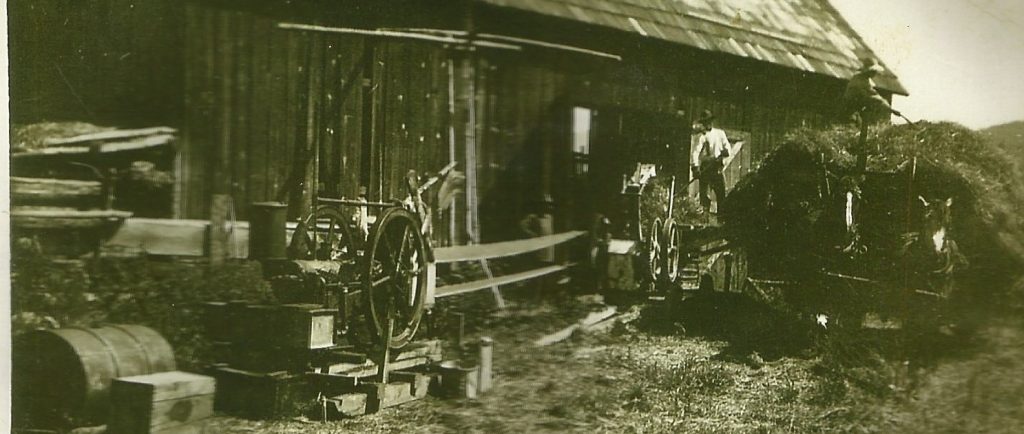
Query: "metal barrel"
249 201 288 260
13 325 176 428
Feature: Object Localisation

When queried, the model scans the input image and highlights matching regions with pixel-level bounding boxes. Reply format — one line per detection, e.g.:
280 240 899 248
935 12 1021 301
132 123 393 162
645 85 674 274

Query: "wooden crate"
211 303 335 350
208 365 313 420
323 371 435 418
108 371 215 434
273 304 336 349
319 339 443 376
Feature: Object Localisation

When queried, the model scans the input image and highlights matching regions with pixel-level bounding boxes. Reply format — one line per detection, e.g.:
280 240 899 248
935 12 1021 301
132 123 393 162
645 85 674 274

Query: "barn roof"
476 0 908 95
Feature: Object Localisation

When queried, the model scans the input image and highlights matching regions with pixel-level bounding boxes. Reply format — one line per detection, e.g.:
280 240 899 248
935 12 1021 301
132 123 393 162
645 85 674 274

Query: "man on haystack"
691 110 731 214
843 57 903 123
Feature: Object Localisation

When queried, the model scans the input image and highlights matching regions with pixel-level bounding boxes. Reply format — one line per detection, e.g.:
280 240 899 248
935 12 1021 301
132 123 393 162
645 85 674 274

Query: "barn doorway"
584 108 691 224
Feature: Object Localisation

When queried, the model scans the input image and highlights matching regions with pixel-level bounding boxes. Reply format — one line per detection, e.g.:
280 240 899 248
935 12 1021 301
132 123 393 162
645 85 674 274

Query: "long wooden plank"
435 263 571 298
12 208 133 229
13 134 175 157
433 230 585 263
101 218 324 258
42 127 177 146
104 218 212 256
534 306 617 347
11 177 102 202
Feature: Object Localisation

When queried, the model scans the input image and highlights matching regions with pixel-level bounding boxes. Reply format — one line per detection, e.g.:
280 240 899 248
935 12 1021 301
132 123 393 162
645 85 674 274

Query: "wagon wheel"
661 219 680 282
362 207 428 350
648 217 663 282
288 206 356 261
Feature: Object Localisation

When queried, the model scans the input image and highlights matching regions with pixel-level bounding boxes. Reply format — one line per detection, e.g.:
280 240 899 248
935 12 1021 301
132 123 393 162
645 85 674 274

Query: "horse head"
918 196 953 254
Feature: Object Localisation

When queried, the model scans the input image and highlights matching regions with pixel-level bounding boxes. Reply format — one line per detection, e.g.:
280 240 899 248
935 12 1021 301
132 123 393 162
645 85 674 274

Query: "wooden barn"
177 0 906 246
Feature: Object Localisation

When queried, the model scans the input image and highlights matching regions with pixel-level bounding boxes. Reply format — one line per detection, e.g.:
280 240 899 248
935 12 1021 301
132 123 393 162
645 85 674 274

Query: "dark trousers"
699 171 727 211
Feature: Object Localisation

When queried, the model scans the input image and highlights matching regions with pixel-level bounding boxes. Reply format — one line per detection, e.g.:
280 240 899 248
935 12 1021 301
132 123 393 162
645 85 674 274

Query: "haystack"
720 122 1024 314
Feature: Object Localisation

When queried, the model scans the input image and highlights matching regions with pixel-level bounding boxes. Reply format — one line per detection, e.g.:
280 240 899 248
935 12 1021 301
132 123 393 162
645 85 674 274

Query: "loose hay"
720 122 1024 316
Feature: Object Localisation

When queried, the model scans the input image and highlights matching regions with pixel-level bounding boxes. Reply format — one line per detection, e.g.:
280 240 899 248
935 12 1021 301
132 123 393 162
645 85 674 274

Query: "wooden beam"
276 23 521 51
11 207 132 229
105 218 214 257
379 28 622 61
533 306 617 347
433 230 585 263
42 127 177 146
11 177 102 203
435 263 572 298
476 33 621 61
12 134 175 158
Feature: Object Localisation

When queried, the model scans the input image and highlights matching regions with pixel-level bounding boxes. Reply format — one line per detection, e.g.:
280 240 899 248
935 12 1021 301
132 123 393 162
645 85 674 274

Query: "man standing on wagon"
691 110 731 214
842 57 902 122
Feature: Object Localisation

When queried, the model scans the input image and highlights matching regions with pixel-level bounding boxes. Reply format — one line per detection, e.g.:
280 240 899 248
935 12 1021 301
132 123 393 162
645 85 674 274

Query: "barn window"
572 107 593 175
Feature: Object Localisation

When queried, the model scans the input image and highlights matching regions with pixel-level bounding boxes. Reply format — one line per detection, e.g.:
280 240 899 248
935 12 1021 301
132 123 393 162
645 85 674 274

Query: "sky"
831 0 1024 129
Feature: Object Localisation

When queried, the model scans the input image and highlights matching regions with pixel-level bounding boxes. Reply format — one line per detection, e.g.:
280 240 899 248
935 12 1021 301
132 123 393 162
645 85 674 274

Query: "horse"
902 196 968 299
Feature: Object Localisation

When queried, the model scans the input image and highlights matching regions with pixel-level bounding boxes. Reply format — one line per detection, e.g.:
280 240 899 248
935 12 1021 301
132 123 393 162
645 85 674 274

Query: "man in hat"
691 110 730 214
843 58 902 121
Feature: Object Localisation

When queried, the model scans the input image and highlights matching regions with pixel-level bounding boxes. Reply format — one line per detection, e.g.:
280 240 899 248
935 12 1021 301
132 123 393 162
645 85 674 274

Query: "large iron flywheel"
361 207 429 349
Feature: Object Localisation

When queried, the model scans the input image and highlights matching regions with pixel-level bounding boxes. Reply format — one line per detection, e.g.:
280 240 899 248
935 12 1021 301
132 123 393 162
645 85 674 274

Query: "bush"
10 250 272 370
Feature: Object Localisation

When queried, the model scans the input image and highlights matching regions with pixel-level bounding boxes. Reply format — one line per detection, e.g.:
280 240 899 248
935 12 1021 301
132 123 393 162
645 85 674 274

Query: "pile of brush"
720 122 1024 317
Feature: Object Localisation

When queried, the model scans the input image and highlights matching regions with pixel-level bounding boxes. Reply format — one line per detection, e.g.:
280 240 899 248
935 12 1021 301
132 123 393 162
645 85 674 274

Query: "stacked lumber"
12 125 177 158
9 123 183 255
11 177 102 204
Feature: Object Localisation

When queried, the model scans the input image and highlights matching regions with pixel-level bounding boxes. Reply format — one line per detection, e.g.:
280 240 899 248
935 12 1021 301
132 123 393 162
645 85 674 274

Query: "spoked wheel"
648 217 663 282
661 219 680 282
362 207 428 350
288 206 356 261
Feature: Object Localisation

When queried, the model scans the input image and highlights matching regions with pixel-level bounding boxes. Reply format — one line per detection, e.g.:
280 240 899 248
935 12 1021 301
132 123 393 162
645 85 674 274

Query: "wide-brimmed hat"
857 57 885 75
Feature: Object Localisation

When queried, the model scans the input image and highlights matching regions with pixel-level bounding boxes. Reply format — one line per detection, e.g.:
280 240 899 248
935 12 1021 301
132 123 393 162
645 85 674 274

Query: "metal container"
13 325 176 428
249 201 288 260
437 361 479 399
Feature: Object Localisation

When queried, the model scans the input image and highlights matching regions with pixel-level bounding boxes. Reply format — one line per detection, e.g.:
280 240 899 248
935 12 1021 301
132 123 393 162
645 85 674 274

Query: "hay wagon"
594 162 749 298
730 150 969 331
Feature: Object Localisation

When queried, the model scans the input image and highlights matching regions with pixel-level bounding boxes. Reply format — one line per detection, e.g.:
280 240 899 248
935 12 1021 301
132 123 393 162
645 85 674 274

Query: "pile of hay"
720 122 1024 314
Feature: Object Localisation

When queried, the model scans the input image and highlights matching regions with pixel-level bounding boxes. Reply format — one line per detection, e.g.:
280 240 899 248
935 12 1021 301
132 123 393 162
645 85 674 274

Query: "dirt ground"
200 289 1024 434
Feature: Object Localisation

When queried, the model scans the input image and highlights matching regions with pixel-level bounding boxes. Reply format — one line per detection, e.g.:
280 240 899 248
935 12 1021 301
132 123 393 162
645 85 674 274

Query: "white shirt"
693 128 731 167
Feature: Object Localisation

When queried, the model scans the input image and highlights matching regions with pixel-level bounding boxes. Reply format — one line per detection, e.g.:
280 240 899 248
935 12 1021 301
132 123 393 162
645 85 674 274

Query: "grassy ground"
203 290 1024 434
11 256 1023 433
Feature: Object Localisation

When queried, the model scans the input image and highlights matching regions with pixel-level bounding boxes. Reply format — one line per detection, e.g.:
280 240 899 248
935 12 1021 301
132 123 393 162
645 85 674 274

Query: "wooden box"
273 304 336 349
108 371 216 434
224 303 335 350
604 239 639 291
209 365 313 420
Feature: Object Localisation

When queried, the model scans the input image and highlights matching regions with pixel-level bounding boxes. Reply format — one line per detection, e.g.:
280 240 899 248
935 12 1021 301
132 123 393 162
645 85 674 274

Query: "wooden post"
208 194 231 265
856 113 868 173
477 337 493 393
667 176 676 221
459 0 479 246
453 312 465 348
447 56 459 248
207 13 235 265
377 315 394 385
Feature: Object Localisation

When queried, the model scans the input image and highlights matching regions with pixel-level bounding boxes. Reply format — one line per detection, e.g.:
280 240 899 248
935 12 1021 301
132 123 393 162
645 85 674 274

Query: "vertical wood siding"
182 5 453 242
9 0 184 125
183 4 842 246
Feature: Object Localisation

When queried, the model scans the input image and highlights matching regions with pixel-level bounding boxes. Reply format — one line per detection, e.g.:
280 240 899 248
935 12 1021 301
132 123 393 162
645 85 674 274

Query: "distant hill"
982 120 1024 166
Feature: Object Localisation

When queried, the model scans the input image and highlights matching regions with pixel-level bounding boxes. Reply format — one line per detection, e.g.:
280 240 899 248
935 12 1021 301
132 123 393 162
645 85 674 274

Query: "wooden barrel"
13 325 176 428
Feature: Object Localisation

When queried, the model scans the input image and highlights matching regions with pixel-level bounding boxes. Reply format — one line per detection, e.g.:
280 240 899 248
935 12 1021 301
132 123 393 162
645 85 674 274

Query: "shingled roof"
476 0 907 95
